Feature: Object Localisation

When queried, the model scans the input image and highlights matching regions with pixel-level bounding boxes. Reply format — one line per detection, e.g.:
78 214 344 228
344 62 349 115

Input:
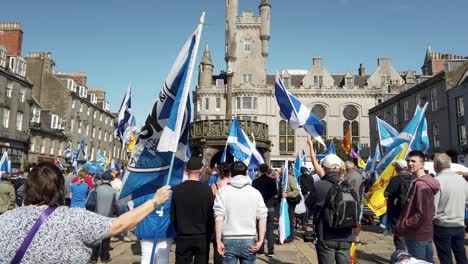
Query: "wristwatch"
151 198 159 207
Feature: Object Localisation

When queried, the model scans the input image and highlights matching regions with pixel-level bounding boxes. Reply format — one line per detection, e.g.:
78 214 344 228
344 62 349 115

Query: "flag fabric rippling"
115 83 132 143
0 152 9 174
278 163 290 244
376 117 399 147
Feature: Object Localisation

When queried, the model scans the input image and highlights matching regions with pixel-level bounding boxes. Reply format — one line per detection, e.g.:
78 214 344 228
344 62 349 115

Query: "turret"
259 0 271 57
225 0 238 62
198 42 214 88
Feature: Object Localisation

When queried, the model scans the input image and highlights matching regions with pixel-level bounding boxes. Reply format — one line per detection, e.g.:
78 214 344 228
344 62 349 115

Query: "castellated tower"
198 42 214 88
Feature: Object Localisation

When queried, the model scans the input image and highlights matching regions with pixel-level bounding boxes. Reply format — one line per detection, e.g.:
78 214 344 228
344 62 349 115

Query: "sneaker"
267 252 275 257
101 258 112 263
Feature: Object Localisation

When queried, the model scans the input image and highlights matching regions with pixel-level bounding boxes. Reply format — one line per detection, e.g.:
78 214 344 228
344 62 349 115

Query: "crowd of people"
0 136 467 264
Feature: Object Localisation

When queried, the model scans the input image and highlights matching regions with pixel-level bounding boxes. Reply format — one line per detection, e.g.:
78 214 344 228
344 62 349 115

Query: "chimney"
358 64 365 76
377 58 390 67
0 23 23 56
313 56 323 67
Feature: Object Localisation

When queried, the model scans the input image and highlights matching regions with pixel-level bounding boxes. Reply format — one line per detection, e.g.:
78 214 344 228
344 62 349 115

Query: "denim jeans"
258 209 275 254
405 240 434 263
315 240 351 264
433 225 467 264
223 238 257 264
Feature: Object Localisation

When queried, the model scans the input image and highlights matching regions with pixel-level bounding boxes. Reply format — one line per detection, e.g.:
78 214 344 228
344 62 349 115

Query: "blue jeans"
433 225 467 264
223 238 257 264
406 240 434 263
315 240 351 264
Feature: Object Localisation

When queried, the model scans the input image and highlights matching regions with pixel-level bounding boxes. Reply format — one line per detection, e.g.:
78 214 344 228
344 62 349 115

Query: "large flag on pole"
63 142 71 159
376 117 399 147
275 75 325 148
114 83 132 143
365 144 381 173
120 14 204 200
365 145 409 216
225 116 265 169
278 162 291 244
376 103 428 171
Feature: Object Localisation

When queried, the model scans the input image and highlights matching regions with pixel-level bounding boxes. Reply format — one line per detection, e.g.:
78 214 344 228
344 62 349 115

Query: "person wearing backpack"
305 138 357 264
384 159 413 251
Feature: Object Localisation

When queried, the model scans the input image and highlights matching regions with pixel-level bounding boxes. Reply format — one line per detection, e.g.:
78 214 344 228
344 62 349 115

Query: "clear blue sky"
3 0 467 125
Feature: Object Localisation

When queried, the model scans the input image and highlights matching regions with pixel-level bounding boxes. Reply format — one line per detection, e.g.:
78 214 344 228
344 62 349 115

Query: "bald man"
433 153 468 264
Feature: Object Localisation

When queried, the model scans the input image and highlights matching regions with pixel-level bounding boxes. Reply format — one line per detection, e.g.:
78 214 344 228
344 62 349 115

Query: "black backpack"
397 174 413 209
323 180 359 229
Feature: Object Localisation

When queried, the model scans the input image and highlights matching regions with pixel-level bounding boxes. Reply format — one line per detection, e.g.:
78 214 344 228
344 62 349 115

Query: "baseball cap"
101 171 114 181
186 156 204 170
393 159 407 170
321 154 344 168
390 250 412 264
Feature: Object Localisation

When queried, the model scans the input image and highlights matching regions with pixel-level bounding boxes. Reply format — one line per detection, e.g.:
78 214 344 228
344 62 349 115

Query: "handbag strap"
11 206 58 264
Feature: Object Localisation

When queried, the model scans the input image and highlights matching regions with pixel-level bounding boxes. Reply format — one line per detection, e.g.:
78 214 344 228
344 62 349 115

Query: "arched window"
279 120 295 152
312 104 327 140
352 121 359 143
343 120 350 136
343 105 360 143
321 120 327 138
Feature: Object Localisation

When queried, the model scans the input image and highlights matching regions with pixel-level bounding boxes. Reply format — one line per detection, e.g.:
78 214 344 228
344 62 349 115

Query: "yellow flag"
342 127 351 154
357 156 366 169
127 131 136 153
104 154 111 170
364 145 409 216
350 242 357 264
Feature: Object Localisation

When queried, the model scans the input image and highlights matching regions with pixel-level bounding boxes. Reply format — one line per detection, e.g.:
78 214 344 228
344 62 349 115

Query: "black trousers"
90 237 111 261
175 234 209 264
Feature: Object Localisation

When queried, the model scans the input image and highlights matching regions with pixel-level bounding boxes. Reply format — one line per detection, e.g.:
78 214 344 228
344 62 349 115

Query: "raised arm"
307 137 325 177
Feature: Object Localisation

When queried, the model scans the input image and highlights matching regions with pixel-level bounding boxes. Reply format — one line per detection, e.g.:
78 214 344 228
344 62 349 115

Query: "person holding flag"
0 172 16 214
278 164 300 243
213 161 267 263
305 137 354 264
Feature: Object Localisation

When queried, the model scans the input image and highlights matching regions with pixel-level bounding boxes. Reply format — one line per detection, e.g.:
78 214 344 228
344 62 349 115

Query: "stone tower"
198 42 213 88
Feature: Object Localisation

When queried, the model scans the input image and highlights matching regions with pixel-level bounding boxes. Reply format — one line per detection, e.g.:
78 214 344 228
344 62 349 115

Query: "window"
456 96 464 117
91 147 95 161
403 100 409 120
31 107 40 123
321 120 327 138
314 76 323 87
72 100 75 109
431 87 438 111
432 122 440 149
93 110 97 119
30 138 35 152
458 124 466 145
79 85 87 98
79 103 83 112
216 97 221 111
381 75 390 87
70 118 74 131
205 98 209 111
86 124 89 136
78 121 82 134
87 107 91 116
40 139 46 153
236 97 241 110
0 47 7 68
19 89 25 102
105 117 108 125
283 77 290 88
98 129 102 140
50 140 55 155
92 127 96 137
346 77 353 88
393 105 398 125
104 131 107 142
2 108 10 128
216 79 224 86
197 99 201 111
6 82 13 97
351 121 360 143
16 112 23 131
244 38 251 52
109 133 112 142
243 97 253 110
415 94 423 106
242 74 252 83
279 120 295 152
100 113 103 122
58 143 63 157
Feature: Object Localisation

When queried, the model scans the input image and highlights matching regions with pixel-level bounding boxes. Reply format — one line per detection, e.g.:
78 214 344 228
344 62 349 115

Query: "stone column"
225 72 234 118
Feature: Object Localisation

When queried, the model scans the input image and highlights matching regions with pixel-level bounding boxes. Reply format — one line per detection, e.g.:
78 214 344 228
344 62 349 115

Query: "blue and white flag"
301 149 307 164
123 114 137 145
279 163 291 244
55 158 65 171
317 140 336 160
79 138 87 159
120 14 204 201
0 152 9 174
410 112 429 153
226 116 265 169
376 117 399 147
377 103 428 170
96 153 107 166
63 142 71 159
110 159 122 172
115 83 132 143
294 153 302 182
275 75 325 148
365 144 381 173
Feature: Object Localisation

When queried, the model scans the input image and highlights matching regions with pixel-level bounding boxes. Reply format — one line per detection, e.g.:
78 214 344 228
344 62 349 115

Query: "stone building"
25 52 123 163
369 53 468 161
191 0 410 168
0 23 33 169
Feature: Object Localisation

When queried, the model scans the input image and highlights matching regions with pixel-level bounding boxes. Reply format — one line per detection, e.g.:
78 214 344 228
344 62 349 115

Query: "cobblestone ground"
105 224 468 264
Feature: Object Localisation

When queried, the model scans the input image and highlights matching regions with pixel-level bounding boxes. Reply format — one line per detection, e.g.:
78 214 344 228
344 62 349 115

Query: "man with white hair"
305 138 354 264
433 153 468 264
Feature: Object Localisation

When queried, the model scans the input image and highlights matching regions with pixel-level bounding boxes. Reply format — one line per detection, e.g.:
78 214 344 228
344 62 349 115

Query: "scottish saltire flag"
317 140 336 160
71 149 80 162
120 14 204 201
294 153 302 181
279 163 291 244
115 83 132 143
365 144 381 172
0 152 9 174
55 158 65 171
275 75 326 148
96 153 107 166
123 115 137 145
110 159 122 171
72 159 78 174
63 142 71 159
301 149 307 163
225 117 265 169
410 111 429 153
376 117 399 147
376 103 428 171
